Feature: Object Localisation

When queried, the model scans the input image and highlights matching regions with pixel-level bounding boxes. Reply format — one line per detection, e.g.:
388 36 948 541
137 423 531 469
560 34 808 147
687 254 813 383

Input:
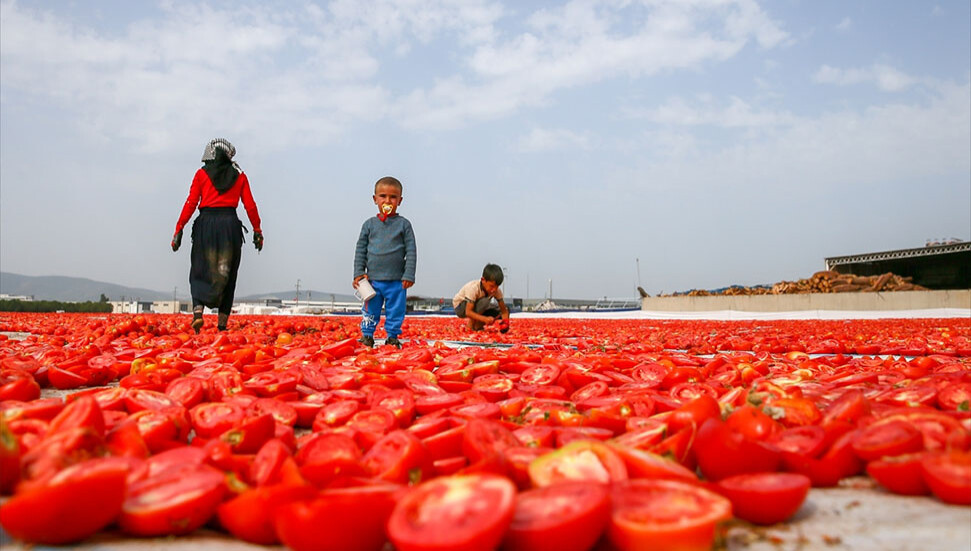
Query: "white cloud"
626 95 796 128
0 0 789 147
629 80 971 193
834 17 852 32
517 127 591 152
813 63 916 92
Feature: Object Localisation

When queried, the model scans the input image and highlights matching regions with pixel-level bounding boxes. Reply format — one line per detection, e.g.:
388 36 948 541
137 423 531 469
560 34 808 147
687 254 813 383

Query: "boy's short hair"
374 176 402 194
482 263 504 285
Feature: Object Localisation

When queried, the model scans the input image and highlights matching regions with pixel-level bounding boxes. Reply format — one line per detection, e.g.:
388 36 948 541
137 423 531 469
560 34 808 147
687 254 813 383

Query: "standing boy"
353 176 416 348
453 264 510 332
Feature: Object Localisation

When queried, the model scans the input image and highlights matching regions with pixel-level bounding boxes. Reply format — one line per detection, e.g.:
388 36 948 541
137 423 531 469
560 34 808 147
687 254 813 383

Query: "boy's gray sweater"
354 215 417 282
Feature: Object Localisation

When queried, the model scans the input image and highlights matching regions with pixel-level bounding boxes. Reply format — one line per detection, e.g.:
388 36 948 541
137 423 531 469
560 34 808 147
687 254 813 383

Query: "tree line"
0 299 112 313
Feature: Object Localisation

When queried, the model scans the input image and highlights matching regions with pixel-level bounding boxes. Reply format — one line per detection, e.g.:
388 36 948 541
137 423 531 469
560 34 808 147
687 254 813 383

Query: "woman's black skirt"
189 207 243 313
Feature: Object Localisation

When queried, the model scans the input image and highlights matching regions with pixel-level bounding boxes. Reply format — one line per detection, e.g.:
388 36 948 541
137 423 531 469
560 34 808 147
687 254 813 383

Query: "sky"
1 0 969 301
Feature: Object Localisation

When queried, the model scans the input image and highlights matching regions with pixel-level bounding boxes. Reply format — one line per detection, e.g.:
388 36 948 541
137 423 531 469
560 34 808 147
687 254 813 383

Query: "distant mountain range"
0 272 354 303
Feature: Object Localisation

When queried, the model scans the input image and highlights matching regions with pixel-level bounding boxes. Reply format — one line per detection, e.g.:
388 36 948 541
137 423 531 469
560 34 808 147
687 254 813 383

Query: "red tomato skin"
1 417 21 494
119 465 227 536
694 418 780 482
715 472 811 525
386 473 516 551
851 419 924 462
502 481 611 551
362 429 431 484
275 484 400 551
216 483 317 545
866 452 931 496
921 451 971 505
528 439 628 487
0 457 128 545
608 479 732 551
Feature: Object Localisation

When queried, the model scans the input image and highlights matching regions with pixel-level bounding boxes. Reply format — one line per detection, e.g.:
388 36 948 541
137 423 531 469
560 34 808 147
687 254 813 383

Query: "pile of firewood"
670 271 927 297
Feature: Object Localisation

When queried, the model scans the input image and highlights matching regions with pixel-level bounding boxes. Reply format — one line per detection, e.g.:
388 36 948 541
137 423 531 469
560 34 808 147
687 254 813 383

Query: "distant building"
109 300 154 314
0 294 33 301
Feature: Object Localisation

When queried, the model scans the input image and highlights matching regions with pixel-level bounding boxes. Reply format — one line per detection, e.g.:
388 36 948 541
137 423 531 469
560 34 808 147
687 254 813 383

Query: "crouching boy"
452 263 510 332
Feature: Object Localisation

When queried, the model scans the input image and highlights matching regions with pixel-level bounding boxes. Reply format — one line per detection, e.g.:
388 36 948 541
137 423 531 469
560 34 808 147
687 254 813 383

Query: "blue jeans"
360 279 406 338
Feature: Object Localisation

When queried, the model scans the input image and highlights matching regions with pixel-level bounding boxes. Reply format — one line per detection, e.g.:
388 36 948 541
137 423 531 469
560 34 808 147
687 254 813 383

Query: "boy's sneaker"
385 337 402 349
359 335 375 348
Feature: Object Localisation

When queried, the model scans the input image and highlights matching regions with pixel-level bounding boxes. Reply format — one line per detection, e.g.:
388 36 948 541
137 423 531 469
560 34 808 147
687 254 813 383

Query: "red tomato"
275 484 400 551
0 417 20 494
725 405 781 441
0 457 129 544
386 473 516 551
461 418 520 465
190 401 246 439
608 479 732 551
694 418 780 481
666 394 722 434
503 481 611 551
528 439 628 487
715 472 811 525
866 452 931 496
362 429 431 484
937 382 971 411
47 395 105 438
216 483 317 544
609 444 698 482
921 450 971 505
296 432 366 486
119 463 226 536
851 419 924 462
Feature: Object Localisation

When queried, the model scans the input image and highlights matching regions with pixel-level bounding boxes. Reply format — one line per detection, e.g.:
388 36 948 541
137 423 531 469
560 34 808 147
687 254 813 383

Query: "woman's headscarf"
201 138 241 194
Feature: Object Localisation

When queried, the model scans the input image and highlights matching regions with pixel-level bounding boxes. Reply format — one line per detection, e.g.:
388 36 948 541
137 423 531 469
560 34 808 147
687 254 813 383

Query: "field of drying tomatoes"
0 312 969 551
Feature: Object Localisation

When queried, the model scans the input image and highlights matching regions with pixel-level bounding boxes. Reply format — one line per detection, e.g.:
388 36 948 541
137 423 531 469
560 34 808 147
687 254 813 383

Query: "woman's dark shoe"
385 337 402 349
191 311 204 334
217 313 229 331
359 335 375 348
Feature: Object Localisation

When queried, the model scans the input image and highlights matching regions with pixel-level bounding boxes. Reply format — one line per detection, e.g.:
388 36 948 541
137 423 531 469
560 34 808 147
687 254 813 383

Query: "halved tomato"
216 482 317 544
119 463 226 536
275 483 400 551
921 450 971 505
866 452 930 496
502 481 610 551
714 472 810 525
528 439 628 487
608 479 732 551
851 419 924 462
0 457 129 544
386 473 516 551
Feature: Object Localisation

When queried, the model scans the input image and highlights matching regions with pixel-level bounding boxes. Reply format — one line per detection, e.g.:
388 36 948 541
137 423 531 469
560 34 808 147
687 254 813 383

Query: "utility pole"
295 279 301 307
173 286 178 314
548 279 553 300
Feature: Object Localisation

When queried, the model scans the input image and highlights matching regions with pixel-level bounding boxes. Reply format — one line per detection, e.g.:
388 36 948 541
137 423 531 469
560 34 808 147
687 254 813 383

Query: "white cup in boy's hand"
355 278 377 302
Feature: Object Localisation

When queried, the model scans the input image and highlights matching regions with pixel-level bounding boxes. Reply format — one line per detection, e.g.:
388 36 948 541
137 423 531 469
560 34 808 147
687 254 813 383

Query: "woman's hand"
171 230 183 252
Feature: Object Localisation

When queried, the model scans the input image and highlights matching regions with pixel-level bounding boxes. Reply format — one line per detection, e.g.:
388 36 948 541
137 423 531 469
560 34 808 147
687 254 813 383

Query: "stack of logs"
675 271 927 297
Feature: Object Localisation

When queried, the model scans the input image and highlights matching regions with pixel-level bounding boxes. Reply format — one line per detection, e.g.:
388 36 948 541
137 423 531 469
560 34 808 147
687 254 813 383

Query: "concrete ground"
2 477 969 551
2 328 969 550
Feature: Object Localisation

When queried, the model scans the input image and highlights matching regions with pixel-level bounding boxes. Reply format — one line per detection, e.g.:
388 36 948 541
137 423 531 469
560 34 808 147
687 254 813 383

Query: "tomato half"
921 451 971 505
608 479 732 551
866 452 930 496
528 439 628 487
217 483 317 544
386 473 516 551
0 457 129 544
502 481 611 551
119 464 227 536
715 472 810 525
851 419 924 462
275 483 400 551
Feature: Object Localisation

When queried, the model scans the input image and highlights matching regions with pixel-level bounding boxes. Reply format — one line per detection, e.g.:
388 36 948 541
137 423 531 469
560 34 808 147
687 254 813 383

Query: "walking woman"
171 138 263 333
